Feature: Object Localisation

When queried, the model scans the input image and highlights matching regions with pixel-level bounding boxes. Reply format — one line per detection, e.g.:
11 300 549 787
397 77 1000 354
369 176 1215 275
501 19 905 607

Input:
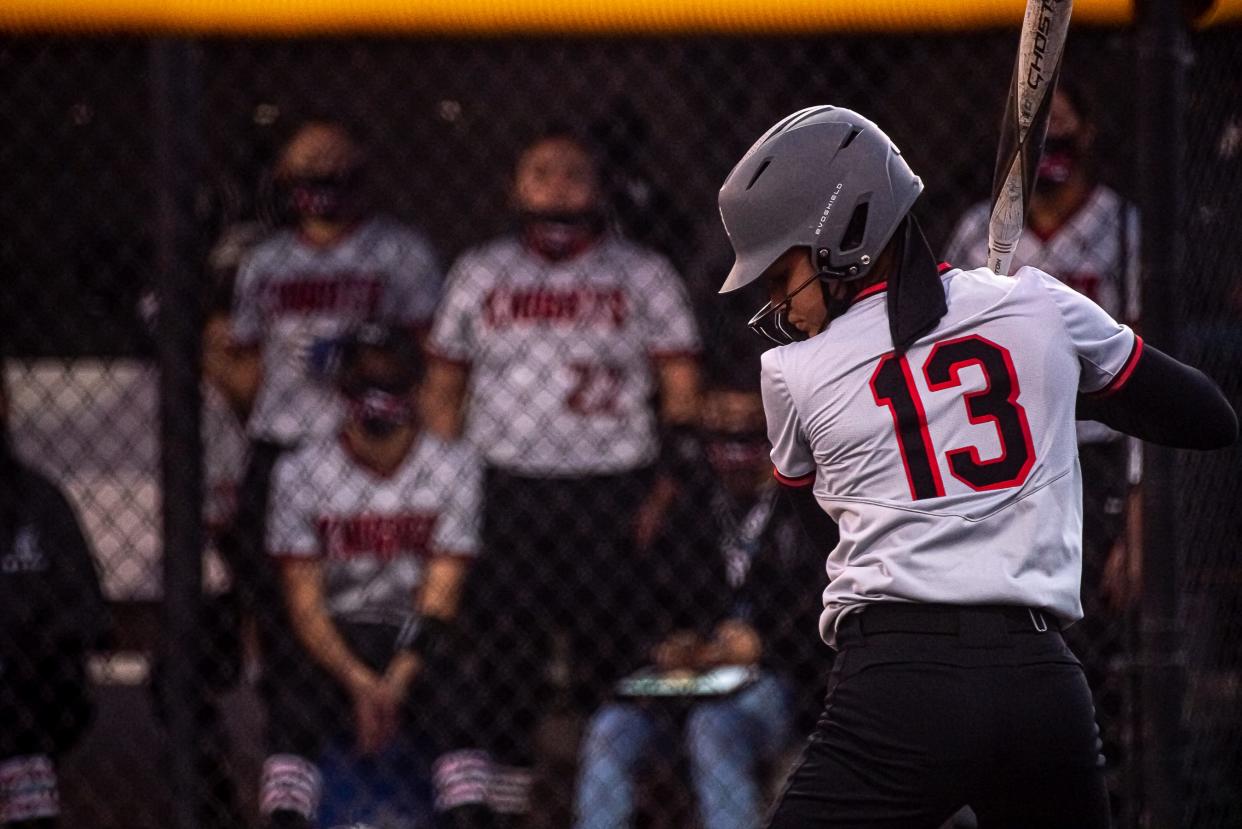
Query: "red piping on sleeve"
773 468 816 488
1096 336 1144 397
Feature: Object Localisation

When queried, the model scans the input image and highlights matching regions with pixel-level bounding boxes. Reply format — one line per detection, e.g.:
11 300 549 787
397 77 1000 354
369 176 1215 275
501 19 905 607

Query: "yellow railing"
1 0 1237 36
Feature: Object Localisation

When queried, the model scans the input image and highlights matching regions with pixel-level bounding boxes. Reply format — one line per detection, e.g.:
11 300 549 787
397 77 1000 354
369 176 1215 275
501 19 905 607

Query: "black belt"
852 603 1060 635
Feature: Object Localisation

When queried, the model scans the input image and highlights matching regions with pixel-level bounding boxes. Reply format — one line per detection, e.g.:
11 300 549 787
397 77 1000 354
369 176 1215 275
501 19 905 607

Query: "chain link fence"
0 19 1237 829
1178 27 1242 829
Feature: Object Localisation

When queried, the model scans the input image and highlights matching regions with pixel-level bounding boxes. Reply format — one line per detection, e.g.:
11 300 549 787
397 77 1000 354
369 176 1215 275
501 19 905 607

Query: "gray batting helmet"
718 106 923 294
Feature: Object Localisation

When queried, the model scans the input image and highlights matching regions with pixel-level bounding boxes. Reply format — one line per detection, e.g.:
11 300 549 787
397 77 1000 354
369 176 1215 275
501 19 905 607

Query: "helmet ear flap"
814 246 833 273
813 247 865 281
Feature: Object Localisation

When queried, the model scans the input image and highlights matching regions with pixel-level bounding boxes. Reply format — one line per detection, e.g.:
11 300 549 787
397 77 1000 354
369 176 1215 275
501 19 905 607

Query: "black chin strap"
885 215 947 354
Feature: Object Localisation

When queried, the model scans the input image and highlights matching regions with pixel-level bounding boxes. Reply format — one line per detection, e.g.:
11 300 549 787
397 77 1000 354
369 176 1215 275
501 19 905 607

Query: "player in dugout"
574 355 832 829
715 105 1236 827
259 325 481 829
0 369 111 828
421 125 702 828
227 118 444 826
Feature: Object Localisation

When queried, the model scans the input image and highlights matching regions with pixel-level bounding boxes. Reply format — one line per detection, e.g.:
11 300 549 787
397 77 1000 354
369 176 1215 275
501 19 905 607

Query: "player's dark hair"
1055 78 1093 126
517 122 605 175
277 112 369 157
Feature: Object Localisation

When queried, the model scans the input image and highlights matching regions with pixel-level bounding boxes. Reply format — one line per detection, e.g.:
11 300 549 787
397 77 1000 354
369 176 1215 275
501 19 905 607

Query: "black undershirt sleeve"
778 482 839 553
1077 343 1238 450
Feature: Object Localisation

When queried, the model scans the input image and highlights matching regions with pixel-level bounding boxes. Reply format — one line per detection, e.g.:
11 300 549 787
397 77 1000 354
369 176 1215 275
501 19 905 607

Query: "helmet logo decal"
814 182 845 237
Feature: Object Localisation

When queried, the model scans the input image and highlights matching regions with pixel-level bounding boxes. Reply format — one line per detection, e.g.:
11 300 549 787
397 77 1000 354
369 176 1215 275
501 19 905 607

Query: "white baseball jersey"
233 216 442 445
944 186 1139 445
267 432 482 626
428 234 700 476
762 266 1142 646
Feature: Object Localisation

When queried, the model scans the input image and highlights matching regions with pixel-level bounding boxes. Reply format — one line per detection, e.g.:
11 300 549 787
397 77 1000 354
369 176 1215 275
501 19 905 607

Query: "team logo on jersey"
482 286 628 329
264 273 383 315
315 512 438 560
1 525 49 573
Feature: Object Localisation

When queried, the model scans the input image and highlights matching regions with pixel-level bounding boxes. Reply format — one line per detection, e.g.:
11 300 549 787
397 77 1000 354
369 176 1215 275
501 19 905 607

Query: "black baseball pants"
766 604 1111 829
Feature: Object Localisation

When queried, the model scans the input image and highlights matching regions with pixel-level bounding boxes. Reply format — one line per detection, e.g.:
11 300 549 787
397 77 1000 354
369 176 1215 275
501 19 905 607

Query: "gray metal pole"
150 38 205 829
1134 0 1189 825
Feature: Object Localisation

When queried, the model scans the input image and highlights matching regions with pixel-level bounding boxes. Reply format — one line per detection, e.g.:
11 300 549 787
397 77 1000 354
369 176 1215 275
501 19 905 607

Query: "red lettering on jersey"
315 512 439 560
482 287 628 329
265 274 383 316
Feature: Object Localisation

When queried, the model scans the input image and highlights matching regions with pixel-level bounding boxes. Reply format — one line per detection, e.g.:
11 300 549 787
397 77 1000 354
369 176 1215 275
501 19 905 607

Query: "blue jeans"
575 672 794 829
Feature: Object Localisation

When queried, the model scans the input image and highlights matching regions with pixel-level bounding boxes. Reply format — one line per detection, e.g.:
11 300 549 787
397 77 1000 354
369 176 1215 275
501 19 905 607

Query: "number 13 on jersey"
870 334 1036 501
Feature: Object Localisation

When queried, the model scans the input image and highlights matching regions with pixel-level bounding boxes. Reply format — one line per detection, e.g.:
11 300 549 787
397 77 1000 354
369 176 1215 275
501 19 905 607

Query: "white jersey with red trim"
428 234 700 476
233 216 442 445
762 266 1141 645
267 432 481 625
944 186 1139 445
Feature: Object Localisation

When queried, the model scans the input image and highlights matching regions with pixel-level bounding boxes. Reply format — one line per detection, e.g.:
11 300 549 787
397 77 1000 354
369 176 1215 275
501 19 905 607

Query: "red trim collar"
846 265 951 309
853 281 888 302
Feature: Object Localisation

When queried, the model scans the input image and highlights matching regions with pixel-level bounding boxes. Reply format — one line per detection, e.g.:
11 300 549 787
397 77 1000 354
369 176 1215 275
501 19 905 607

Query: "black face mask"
1035 135 1084 191
346 388 414 439
285 171 361 221
519 209 606 261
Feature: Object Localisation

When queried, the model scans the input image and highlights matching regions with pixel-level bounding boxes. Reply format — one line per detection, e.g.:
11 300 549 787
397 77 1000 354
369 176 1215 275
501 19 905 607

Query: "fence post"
150 38 205 829
1134 0 1189 826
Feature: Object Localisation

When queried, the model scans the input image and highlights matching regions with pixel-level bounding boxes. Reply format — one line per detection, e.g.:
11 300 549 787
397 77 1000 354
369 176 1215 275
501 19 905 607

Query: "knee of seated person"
686 703 743 754
585 704 647 747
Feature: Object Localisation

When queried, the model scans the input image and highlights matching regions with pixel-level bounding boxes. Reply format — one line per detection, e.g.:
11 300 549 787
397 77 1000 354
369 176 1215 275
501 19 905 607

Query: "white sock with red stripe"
432 750 533 816
259 754 321 821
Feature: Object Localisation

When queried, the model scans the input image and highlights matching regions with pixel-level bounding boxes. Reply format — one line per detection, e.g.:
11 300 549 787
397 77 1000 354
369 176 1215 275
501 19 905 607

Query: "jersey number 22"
871 334 1035 500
